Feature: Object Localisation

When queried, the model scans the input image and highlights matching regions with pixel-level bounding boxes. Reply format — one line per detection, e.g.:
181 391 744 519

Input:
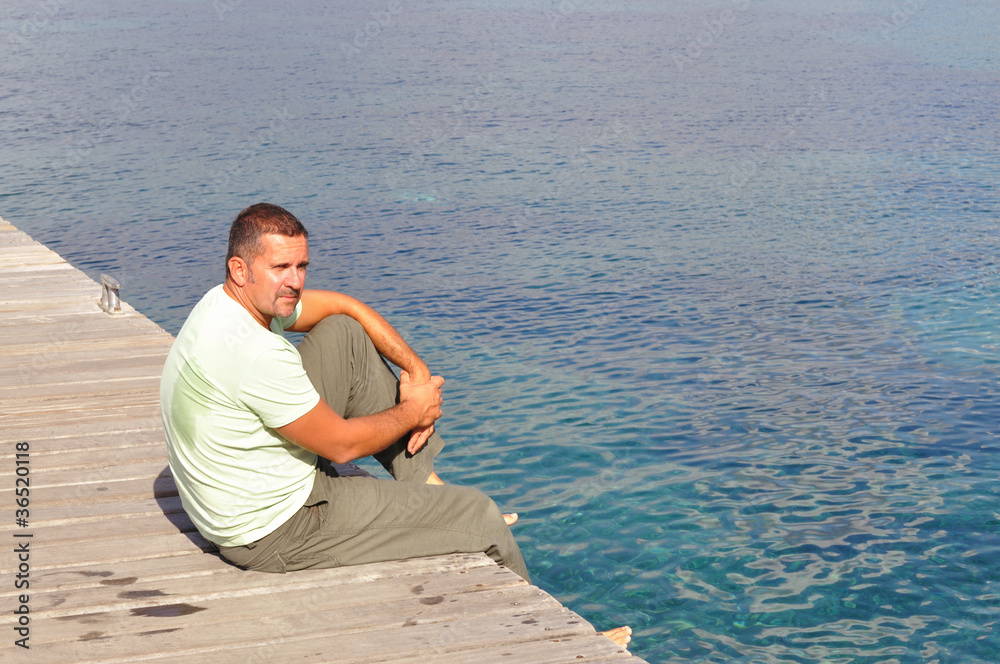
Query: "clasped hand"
399 370 444 454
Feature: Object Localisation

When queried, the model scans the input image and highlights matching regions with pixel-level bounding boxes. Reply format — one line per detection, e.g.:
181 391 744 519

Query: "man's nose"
287 268 304 289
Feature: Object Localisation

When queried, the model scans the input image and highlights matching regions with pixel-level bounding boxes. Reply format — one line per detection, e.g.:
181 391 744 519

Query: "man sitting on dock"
159 202 631 649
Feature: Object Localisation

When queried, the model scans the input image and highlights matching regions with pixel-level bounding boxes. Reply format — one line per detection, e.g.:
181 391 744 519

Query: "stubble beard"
273 288 300 318
247 264 300 319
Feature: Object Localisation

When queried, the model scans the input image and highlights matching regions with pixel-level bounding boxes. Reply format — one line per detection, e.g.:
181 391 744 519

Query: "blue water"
3 1 999 661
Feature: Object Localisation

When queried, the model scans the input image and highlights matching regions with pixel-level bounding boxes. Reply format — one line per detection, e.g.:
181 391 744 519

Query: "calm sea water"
3 1 999 661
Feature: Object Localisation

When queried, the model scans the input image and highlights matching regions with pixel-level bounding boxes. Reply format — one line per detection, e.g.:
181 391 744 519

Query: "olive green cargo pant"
218 315 529 582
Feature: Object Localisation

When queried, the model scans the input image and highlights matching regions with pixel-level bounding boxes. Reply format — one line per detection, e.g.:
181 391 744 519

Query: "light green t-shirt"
160 285 321 547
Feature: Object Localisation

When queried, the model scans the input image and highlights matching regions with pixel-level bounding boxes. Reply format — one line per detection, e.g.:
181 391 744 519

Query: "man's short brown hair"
226 203 309 279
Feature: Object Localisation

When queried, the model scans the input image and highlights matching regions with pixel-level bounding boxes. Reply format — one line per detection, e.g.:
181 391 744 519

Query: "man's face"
245 233 309 321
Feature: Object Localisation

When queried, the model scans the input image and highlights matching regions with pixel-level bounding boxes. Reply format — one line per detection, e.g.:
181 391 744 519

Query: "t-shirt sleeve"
239 345 320 429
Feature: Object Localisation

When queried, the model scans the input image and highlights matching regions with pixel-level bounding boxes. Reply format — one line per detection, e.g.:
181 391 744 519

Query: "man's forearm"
278 370 444 462
331 401 423 462
350 303 429 380
277 396 428 464
294 290 430 380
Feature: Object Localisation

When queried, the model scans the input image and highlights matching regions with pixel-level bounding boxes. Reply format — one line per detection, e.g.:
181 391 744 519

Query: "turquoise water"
3 1 999 661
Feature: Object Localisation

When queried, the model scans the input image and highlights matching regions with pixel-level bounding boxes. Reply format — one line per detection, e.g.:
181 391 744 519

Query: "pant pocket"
276 501 341 571
219 542 287 573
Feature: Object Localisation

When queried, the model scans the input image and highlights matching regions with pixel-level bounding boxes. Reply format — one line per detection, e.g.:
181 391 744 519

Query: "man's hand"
403 364 434 453
399 370 444 453
408 424 435 455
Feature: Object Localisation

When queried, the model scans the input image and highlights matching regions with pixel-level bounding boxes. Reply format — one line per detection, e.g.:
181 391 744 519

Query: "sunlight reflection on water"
2 0 999 661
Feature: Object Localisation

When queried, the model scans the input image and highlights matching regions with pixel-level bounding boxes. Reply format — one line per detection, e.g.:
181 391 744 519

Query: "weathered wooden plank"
0 423 166 451
0 271 98 289
0 531 210 575
0 464 171 515
8 558 518 645
17 544 235 595
11 553 505 619
0 252 66 268
52 604 599 664
396 636 633 664
0 341 166 363
0 236 58 247
0 395 161 422
0 510 195 552
18 623 624 664
0 318 166 347
0 282 98 301
10 552 488 601
0 228 34 247
0 344 166 368
0 302 153 322
0 345 167 371
0 283 92 299
0 292 107 309
0 261 79 276
0 495 182 536
0 404 162 432
0 305 131 325
0 378 160 404
0 444 166 479
0 304 159 326
0 275 93 291
0 374 163 402
0 235 62 250
0 335 172 362
0 258 88 273
0 459 171 496
0 303 102 319
0 248 68 264
24 580 550 655
2 474 176 511
0 377 164 405
0 342 169 368
4 557 579 663
0 388 161 416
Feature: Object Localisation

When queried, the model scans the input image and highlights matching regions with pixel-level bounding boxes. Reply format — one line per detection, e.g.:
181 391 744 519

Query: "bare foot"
600 625 632 648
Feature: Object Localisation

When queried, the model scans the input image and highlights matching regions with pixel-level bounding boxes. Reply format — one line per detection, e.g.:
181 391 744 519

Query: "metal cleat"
99 273 124 316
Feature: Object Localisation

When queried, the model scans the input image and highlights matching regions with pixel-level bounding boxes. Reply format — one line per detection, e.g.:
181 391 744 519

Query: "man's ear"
228 256 250 287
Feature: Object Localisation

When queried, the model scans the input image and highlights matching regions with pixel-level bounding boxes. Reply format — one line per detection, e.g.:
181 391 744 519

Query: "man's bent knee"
303 314 365 344
298 314 370 374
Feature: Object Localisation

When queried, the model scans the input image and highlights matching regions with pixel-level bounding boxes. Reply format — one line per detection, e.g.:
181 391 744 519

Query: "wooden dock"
0 219 641 662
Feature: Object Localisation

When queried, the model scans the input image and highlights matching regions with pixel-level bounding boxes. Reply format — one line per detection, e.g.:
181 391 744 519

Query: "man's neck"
222 279 272 329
